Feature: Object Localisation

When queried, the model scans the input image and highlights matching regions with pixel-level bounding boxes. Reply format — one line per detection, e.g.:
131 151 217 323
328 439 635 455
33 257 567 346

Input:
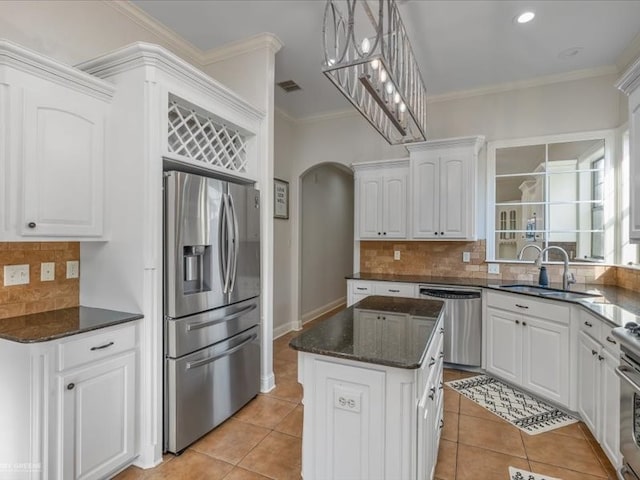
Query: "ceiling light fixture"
516 11 535 24
322 0 427 144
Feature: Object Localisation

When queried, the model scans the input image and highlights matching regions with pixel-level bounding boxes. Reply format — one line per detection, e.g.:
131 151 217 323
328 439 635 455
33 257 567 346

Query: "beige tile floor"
117 310 618 480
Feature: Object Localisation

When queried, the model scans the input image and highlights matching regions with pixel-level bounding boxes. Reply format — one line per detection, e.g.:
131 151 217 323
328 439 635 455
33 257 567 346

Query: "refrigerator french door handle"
219 194 229 293
224 192 235 294
185 333 258 370
228 194 240 293
186 303 257 331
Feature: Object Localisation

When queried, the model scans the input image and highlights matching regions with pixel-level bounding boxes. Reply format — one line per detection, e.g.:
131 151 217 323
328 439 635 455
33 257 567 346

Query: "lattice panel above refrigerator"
167 99 248 173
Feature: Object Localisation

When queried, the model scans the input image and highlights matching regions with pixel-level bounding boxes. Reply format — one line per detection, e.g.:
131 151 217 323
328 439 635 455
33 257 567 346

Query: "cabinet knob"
383 232 387 235
378 232 381 236
515 320 520 325
598 355 604 361
27 222 36 229
434 232 439 235
440 232 444 235
522 321 527 326
67 383 75 390
591 349 598 356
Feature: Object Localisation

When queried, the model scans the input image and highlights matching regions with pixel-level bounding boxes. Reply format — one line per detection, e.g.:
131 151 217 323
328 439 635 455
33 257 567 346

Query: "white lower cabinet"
485 291 570 407
58 351 136 480
577 311 621 469
0 321 138 480
298 317 443 480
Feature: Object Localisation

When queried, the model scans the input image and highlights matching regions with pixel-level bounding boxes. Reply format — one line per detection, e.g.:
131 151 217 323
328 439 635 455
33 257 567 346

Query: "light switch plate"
488 263 500 274
462 252 471 263
66 260 79 279
394 250 401 260
4 264 29 286
41 262 55 281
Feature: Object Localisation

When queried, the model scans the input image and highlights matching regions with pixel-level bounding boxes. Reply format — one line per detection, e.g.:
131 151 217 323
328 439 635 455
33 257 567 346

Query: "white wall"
300 164 353 320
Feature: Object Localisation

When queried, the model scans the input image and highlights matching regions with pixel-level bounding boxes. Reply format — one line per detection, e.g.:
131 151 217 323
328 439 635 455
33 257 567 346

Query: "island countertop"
0 306 144 343
289 295 444 369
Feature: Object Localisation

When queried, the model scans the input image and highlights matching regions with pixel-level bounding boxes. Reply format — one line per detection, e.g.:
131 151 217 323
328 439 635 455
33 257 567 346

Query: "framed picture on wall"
274 178 289 219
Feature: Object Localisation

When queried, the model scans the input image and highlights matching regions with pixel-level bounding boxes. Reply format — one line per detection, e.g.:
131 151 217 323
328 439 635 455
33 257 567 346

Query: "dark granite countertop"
289 296 444 369
347 272 640 328
0 306 143 343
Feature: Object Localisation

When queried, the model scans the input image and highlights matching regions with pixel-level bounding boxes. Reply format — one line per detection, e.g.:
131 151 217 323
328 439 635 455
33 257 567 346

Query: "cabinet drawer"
579 311 602 339
486 291 570 324
58 323 137 371
351 282 373 294
374 282 415 297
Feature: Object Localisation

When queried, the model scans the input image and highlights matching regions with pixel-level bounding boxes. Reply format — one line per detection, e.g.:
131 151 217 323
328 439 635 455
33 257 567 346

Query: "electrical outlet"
394 250 401 260
66 260 79 279
4 264 30 286
41 262 55 282
334 388 361 413
462 252 471 263
488 263 500 274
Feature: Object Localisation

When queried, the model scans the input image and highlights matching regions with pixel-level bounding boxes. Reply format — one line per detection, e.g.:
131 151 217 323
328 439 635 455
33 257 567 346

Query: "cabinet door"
600 347 621 468
521 316 570 406
358 174 383 238
380 312 407 359
411 156 439 238
382 173 407 238
439 155 467 238
60 352 135 480
577 331 599 434
630 89 640 242
22 88 105 237
486 307 521 384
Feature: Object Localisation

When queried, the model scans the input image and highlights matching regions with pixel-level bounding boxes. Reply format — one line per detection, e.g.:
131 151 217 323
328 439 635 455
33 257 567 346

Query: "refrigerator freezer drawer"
165 297 259 358
165 325 260 453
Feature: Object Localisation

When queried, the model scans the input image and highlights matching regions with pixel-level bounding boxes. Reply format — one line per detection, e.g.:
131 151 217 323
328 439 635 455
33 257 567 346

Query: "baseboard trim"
273 321 299 339
301 297 346 325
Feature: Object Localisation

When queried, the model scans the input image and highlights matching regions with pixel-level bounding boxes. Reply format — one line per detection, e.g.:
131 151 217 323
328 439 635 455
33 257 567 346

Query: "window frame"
486 129 616 264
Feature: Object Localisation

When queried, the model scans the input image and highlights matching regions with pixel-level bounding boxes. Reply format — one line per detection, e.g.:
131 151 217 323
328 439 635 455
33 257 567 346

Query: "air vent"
277 80 301 92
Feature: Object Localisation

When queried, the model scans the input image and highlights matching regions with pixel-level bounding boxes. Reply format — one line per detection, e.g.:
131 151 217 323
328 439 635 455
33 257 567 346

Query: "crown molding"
103 1 282 68
406 135 485 155
103 0 203 65
616 54 640 94
351 157 410 171
617 31 640 73
426 65 618 104
0 39 115 101
275 107 296 123
200 33 283 65
76 42 264 121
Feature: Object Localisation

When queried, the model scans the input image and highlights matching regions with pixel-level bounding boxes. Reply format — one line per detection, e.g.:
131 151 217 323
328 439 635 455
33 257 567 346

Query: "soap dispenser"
538 266 549 286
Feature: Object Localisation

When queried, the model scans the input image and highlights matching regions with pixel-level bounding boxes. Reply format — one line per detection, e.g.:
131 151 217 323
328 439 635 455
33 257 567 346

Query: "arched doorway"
299 162 354 325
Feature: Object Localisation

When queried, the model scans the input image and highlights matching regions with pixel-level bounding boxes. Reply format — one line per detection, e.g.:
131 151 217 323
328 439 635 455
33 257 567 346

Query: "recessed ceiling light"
516 11 535 24
558 47 583 59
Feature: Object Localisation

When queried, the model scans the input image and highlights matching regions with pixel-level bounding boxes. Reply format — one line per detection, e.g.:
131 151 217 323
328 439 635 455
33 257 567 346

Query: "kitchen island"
290 296 445 480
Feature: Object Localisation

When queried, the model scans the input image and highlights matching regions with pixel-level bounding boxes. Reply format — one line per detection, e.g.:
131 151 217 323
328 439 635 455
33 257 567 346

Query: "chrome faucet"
534 246 576 290
517 244 542 260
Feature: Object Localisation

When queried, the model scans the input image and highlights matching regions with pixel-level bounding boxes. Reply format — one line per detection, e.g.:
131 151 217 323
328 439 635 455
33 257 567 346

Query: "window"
488 132 613 263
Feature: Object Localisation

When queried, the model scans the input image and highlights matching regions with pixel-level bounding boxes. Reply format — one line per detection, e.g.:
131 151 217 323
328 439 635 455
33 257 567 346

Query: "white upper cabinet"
617 57 640 243
354 159 409 240
408 136 484 240
0 40 114 240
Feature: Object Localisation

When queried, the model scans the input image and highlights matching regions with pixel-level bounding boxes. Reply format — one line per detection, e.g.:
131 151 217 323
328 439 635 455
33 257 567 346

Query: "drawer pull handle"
439 381 444 390
428 357 436 367
356 287 367 291
598 355 604 361
592 349 598 356
440 418 444 429
428 387 436 400
606 336 617 345
515 304 529 309
439 327 445 334
90 341 114 351
67 383 75 390
389 289 400 293
584 321 593 327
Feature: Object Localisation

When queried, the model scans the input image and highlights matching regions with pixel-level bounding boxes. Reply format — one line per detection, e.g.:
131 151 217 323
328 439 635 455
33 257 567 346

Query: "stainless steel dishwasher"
419 285 482 367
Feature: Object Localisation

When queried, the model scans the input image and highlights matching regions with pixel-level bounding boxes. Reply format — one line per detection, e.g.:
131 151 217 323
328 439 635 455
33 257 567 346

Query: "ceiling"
132 0 640 120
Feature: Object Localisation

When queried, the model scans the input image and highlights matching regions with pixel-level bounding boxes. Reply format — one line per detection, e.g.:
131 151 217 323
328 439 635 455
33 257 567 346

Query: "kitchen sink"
498 284 599 301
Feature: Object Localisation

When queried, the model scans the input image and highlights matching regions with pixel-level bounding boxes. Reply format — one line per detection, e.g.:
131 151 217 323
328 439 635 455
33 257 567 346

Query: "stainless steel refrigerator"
164 170 261 454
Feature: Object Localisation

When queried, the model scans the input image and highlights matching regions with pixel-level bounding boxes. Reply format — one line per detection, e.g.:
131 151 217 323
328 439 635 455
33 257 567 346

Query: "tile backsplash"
360 240 629 289
0 242 79 320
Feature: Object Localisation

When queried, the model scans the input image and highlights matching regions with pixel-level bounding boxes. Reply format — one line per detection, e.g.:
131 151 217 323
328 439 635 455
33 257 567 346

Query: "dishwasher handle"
419 288 481 300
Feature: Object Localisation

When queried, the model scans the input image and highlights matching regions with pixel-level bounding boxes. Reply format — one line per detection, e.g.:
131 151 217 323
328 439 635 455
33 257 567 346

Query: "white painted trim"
102 0 203 64
427 66 618 104
273 321 300 340
297 108 360 124
0 39 115 100
617 32 640 73
406 136 485 154
301 297 347 325
200 33 283 65
275 107 296 123
616 55 640 94
352 157 409 171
